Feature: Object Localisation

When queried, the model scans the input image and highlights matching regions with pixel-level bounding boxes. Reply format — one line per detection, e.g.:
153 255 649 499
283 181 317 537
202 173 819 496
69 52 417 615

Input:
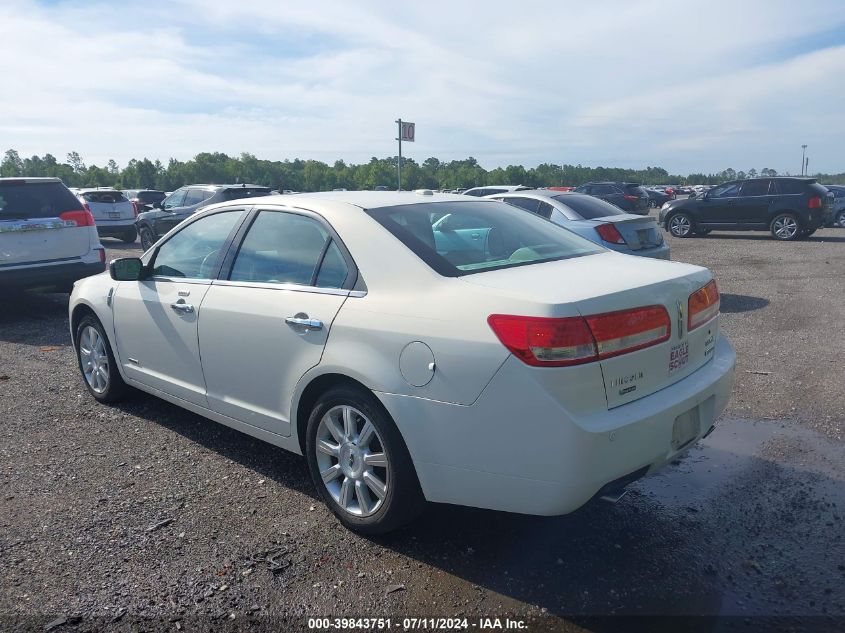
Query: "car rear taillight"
97 247 106 264
131 201 140 216
59 210 96 227
624 194 639 202
488 305 671 367
586 306 671 360
595 223 626 244
688 280 720 331
808 196 822 209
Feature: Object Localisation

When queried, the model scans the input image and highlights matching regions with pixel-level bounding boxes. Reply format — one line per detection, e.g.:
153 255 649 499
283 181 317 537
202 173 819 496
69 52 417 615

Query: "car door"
737 179 773 227
197 208 354 435
155 188 188 236
697 181 742 226
112 209 247 406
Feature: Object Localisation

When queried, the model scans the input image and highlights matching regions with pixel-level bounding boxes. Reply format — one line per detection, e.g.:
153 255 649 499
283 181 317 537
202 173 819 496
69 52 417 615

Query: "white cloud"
1 0 844 174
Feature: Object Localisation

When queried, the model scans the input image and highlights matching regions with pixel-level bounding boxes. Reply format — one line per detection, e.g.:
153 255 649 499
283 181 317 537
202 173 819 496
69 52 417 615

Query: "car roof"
182 183 271 191
77 187 121 193
0 177 63 184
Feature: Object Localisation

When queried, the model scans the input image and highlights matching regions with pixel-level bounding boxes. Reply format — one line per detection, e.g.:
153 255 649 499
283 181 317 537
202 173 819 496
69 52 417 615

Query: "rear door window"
220 187 272 202
229 211 332 286
504 197 540 213
0 181 83 219
739 180 770 197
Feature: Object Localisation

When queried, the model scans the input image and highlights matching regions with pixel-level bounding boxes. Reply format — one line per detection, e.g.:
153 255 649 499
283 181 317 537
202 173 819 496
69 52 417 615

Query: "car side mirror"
153 201 163 209
109 257 144 281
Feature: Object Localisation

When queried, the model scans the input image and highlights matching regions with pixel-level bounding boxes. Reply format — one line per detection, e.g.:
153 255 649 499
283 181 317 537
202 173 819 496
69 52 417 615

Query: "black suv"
572 182 649 214
658 177 833 241
123 189 166 215
136 184 272 250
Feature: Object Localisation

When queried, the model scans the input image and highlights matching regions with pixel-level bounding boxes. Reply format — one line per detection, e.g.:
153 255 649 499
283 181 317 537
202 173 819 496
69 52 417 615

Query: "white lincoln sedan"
69 191 735 534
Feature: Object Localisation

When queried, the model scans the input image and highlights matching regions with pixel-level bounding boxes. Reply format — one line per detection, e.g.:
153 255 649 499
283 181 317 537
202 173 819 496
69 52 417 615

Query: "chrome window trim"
144 276 213 286
211 278 366 297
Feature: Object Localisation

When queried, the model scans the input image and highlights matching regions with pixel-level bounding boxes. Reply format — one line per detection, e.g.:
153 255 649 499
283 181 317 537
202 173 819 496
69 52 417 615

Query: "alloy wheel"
79 325 109 394
772 216 798 240
669 214 692 237
315 405 389 517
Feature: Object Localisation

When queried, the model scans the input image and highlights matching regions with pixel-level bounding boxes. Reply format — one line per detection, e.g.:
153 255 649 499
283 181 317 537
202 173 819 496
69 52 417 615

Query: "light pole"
801 144 807 176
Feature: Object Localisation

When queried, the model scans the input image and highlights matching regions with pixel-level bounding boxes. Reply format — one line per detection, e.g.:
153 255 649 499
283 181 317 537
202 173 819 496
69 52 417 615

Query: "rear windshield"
624 184 647 196
553 194 625 219
0 181 83 219
220 187 272 201
365 201 603 277
82 190 128 203
136 191 166 203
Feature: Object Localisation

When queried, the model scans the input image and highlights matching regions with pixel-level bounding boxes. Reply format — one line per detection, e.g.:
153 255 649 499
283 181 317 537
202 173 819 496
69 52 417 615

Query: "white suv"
0 177 105 292
75 188 137 243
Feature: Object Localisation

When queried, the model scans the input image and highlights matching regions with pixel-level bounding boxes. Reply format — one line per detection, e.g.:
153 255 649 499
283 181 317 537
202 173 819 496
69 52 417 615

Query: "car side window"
594 185 614 195
709 183 741 198
183 189 208 207
505 197 540 213
315 241 349 289
151 211 245 279
229 211 332 286
536 201 554 219
739 180 770 197
163 189 187 210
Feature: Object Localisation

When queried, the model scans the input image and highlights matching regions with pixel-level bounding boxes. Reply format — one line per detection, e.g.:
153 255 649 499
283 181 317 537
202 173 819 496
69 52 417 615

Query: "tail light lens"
808 196 822 209
623 194 639 202
97 247 106 264
131 201 140 216
586 306 671 360
688 280 720 330
60 210 96 227
595 223 626 244
488 305 671 367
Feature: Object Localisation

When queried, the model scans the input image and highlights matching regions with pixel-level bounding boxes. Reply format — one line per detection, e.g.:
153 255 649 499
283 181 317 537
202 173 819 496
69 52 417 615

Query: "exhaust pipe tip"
599 488 628 504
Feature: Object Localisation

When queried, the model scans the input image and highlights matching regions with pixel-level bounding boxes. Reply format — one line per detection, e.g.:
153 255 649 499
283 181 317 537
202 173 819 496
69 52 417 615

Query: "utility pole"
395 119 403 191
805 156 809 177
801 144 807 176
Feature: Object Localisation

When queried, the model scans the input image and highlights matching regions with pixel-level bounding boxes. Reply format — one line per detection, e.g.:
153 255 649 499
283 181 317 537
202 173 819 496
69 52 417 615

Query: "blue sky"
3 0 845 175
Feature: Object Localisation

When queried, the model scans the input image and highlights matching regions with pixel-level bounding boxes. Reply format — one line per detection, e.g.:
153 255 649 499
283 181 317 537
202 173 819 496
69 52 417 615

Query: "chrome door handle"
170 300 194 314
285 316 323 331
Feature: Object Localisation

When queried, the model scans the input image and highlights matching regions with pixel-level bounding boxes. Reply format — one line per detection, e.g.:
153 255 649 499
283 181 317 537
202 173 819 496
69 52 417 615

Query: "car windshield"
0 181 83 219
366 201 603 277
553 194 625 219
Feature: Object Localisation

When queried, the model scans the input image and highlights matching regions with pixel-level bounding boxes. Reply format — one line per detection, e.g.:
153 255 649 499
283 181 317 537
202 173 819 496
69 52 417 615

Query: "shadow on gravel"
111 395 320 501
0 290 71 346
719 293 770 313
696 233 845 243
373 419 845 622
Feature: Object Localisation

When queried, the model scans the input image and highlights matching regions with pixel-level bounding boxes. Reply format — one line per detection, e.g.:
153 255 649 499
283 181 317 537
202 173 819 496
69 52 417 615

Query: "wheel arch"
294 372 381 455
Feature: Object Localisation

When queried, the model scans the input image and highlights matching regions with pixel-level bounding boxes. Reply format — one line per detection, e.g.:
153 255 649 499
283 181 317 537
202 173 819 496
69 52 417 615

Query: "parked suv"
823 185 845 227
123 189 166 215
76 188 137 243
136 184 273 251
572 182 650 214
462 185 530 197
0 177 105 291
658 177 833 241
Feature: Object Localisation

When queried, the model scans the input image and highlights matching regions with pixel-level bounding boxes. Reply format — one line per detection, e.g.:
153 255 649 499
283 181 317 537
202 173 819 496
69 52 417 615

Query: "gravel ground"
1 226 844 632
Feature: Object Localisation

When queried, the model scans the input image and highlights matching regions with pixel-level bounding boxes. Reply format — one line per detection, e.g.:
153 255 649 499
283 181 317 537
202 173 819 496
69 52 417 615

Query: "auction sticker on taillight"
669 341 689 374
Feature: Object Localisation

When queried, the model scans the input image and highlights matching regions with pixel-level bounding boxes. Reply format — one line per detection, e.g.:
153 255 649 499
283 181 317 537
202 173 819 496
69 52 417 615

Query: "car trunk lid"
81 191 135 221
591 214 664 250
463 252 719 409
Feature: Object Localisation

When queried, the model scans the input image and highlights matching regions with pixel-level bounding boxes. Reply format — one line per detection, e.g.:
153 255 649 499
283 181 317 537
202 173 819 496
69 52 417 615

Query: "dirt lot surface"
1 226 844 632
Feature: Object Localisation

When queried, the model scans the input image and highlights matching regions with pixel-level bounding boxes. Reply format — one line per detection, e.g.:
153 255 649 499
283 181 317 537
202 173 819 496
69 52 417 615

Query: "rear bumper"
377 334 735 516
610 242 671 260
0 260 105 290
95 220 136 238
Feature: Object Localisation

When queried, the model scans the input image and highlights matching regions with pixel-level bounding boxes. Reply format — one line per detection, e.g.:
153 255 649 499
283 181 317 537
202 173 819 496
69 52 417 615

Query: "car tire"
75 314 128 403
305 384 424 535
667 212 694 238
770 213 800 241
139 226 156 251
649 200 658 209
121 227 137 244
837 211 845 228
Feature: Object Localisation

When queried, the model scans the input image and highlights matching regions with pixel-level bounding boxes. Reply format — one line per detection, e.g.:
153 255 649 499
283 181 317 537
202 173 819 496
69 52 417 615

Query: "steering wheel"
198 249 220 278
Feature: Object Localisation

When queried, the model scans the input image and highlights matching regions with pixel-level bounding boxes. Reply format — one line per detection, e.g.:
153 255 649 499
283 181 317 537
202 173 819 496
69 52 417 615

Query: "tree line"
2 149 844 191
